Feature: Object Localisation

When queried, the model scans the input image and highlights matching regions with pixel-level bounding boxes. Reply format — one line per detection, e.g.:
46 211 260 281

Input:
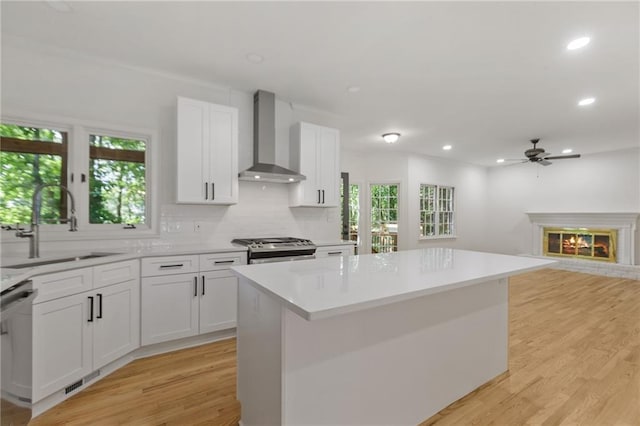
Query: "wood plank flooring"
29 269 639 425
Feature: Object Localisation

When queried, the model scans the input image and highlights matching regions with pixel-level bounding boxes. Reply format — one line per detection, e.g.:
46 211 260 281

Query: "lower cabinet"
32 262 139 402
141 252 245 346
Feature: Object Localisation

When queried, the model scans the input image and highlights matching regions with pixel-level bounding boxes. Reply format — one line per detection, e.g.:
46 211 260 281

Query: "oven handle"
250 254 316 264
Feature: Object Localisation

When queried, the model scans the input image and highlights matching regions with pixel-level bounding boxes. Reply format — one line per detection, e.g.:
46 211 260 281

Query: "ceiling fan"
506 138 581 166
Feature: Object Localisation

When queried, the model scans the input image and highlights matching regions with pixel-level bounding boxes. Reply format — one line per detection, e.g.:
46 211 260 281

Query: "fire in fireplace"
543 227 617 262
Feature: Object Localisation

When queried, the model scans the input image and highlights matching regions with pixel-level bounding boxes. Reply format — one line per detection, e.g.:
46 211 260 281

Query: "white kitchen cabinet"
141 273 200 345
177 96 239 205
289 122 340 207
141 252 246 345
32 291 92 402
199 270 238 334
32 261 140 402
315 244 354 258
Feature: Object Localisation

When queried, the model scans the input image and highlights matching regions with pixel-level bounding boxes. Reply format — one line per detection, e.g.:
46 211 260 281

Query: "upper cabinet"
177 97 239 205
289 122 340 207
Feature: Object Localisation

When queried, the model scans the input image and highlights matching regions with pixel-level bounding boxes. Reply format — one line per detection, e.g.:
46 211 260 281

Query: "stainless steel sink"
4 253 120 269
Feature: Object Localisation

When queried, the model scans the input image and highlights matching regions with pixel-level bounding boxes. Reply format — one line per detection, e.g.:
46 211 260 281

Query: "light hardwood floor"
30 269 639 425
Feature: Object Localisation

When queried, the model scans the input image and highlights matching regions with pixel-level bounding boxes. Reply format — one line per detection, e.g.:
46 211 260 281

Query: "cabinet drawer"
316 245 354 258
93 260 140 289
199 252 246 271
141 255 199 277
32 267 93 304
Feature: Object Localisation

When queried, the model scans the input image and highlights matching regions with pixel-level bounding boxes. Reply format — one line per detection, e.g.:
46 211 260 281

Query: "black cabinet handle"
214 260 235 265
88 296 94 322
159 264 184 269
81 173 86 183
322 190 325 204
205 182 208 200
194 276 198 297
328 251 342 256
212 182 215 200
71 173 74 183
317 189 321 204
201 275 205 295
97 293 103 319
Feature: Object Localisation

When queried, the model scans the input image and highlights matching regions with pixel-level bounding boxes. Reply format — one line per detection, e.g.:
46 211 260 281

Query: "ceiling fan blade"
503 159 528 162
539 159 552 166
544 154 581 160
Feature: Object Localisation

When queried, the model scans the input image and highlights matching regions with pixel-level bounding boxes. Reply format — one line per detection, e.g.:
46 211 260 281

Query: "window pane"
0 124 67 224
89 134 146 224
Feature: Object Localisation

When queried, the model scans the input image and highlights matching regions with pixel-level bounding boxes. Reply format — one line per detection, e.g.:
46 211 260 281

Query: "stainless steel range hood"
239 90 305 183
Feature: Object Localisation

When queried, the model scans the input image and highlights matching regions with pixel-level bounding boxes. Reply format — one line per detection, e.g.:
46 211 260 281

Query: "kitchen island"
231 248 555 425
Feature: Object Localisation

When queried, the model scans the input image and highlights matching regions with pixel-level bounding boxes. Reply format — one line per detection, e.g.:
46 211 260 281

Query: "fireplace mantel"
526 212 640 266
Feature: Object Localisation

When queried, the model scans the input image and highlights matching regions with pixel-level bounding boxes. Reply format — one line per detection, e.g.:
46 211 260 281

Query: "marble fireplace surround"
526 212 640 280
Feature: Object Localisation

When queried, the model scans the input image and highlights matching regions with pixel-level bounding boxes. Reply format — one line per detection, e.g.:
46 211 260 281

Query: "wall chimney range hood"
238 90 305 183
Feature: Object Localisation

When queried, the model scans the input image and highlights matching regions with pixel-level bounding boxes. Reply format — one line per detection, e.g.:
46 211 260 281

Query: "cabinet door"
92 279 140 369
32 292 92 402
208 104 239 205
177 96 210 203
317 126 340 207
199 271 238 334
290 122 321 206
141 274 199 345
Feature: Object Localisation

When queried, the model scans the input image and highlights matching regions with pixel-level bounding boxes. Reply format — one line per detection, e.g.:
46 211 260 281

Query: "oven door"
250 254 316 264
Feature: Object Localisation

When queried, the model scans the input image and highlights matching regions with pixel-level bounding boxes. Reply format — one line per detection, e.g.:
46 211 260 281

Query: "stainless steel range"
231 237 316 264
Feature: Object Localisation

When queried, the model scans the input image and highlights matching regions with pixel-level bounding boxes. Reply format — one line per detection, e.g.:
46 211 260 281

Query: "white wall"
485 147 640 262
1 37 343 256
342 149 489 254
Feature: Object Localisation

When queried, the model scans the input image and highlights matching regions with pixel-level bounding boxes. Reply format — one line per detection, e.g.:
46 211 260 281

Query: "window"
420 184 455 238
0 124 69 224
1 120 152 234
370 184 398 253
89 134 146 224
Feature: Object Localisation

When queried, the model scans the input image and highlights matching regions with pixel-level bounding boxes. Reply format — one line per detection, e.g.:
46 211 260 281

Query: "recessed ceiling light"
567 36 591 50
382 133 400 144
496 159 505 163
578 97 595 106
347 86 361 93
246 53 264 64
254 175 261 179
442 145 452 151
562 148 573 154
288 178 295 182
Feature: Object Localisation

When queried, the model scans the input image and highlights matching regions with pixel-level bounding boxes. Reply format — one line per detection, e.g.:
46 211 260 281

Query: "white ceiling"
2 1 638 166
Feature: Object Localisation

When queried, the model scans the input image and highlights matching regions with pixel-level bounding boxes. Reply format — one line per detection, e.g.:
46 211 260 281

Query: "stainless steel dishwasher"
1 279 37 426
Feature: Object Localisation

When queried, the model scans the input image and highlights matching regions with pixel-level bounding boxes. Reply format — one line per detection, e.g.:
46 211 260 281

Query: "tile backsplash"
1 182 341 258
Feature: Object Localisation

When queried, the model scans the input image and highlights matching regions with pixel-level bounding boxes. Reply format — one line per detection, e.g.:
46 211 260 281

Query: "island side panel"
237 278 284 426
281 278 509 425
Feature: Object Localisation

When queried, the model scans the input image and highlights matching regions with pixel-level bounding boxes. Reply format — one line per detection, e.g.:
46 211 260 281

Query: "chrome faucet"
16 184 78 258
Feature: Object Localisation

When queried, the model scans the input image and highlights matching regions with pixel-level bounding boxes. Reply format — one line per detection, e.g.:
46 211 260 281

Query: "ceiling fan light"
382 133 400 144
562 148 573 154
496 159 505 163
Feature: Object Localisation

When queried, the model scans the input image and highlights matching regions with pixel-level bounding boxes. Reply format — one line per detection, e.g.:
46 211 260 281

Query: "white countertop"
0 243 247 292
231 248 556 321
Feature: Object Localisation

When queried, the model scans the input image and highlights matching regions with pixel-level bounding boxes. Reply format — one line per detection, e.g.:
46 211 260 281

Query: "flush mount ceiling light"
578 97 596 106
246 53 264 64
567 36 591 50
442 145 452 151
562 148 573 154
382 133 401 144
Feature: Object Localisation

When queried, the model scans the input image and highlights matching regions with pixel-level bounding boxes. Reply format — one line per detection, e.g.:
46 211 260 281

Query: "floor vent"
84 370 100 382
65 379 83 394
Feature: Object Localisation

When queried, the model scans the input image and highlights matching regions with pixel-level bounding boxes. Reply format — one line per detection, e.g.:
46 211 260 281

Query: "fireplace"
543 227 616 262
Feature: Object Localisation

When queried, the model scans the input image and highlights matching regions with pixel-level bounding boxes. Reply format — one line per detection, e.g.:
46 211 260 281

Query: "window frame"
1 113 158 242
419 183 456 240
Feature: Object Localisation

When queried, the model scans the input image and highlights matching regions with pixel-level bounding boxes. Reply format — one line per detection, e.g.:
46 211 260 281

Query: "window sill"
419 235 457 241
